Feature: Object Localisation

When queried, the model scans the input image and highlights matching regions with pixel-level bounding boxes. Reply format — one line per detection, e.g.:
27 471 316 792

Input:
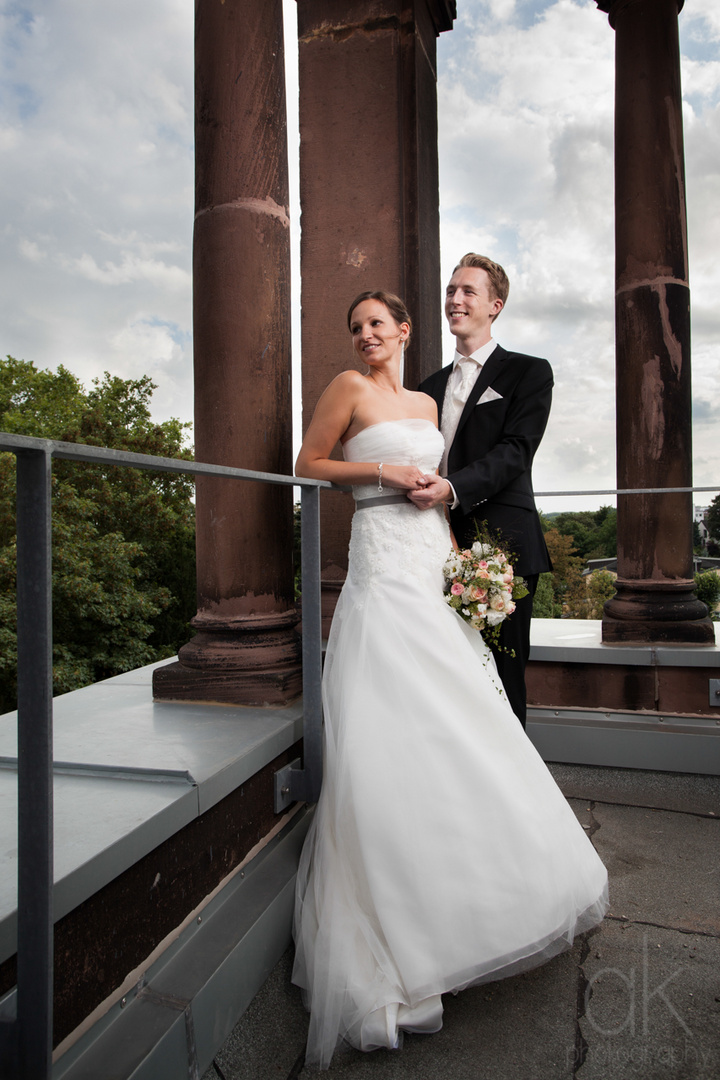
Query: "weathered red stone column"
297 0 455 632
154 0 301 704
598 0 713 644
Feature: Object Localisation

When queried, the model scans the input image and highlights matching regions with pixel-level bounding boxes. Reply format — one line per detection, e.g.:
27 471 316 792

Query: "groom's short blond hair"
453 254 509 315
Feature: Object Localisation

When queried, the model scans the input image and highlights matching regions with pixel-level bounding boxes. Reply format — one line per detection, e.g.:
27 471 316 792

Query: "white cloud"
0 0 193 420
65 251 190 291
18 237 45 262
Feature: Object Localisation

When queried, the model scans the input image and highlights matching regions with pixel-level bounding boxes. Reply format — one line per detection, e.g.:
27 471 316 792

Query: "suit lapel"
454 346 506 439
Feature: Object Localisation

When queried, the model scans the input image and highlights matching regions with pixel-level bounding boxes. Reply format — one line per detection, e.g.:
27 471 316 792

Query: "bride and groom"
292 255 607 1069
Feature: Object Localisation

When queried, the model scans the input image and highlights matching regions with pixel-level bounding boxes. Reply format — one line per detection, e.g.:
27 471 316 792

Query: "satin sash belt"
354 494 411 510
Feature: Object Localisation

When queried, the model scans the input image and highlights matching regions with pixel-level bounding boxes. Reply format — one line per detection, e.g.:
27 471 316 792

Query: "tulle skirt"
292 503 608 1069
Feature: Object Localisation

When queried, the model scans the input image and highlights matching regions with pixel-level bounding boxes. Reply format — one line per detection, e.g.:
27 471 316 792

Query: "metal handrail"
534 485 720 498
0 432 331 1080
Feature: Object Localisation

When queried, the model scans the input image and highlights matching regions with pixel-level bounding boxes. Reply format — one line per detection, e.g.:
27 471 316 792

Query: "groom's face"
445 268 503 347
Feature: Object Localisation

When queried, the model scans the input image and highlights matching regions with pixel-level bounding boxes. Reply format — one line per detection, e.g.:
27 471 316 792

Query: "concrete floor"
202 764 720 1080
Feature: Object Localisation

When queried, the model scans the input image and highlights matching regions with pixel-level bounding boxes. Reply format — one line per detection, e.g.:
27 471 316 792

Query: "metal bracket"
273 758 303 813
709 679 720 707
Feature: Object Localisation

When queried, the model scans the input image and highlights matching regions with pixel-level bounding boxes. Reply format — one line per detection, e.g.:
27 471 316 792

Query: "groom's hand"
407 475 452 510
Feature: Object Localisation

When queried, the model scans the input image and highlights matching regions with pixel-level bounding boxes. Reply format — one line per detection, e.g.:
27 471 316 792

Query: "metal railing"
0 432 331 1080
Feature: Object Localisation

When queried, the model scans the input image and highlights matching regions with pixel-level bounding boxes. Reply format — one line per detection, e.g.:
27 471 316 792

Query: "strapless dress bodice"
342 418 444 503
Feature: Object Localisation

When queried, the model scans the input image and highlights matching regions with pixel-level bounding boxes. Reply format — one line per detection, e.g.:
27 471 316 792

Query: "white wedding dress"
292 419 608 1069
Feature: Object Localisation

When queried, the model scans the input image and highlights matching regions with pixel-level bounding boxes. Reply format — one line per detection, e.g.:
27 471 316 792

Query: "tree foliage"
706 496 720 543
531 572 558 619
542 529 586 616
541 506 617 560
0 356 195 712
532 529 617 620
694 570 720 621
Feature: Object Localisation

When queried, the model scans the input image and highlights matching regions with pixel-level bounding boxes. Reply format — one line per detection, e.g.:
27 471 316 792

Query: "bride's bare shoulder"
333 369 367 388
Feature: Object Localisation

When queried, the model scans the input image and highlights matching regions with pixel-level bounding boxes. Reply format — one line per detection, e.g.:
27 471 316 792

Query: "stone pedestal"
154 0 301 706
597 0 712 644
297 0 455 596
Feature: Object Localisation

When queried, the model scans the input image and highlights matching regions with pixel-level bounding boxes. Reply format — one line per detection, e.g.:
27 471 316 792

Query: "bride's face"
349 299 408 367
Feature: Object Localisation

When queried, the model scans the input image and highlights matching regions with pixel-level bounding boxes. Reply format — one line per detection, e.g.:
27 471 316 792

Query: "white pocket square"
476 387 503 405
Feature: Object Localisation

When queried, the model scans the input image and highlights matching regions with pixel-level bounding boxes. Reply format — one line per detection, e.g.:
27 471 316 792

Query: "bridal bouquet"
442 534 528 650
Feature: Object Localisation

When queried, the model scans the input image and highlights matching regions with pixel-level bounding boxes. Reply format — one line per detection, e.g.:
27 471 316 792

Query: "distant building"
695 506 709 542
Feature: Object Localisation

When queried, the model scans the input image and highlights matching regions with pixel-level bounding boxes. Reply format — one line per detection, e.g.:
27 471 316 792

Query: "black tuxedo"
419 344 553 726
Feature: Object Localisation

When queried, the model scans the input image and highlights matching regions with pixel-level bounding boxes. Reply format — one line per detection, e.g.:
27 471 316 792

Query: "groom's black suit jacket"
419 344 553 577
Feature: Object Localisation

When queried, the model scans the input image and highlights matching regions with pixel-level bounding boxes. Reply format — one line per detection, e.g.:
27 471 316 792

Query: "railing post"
299 484 323 803
15 448 54 1080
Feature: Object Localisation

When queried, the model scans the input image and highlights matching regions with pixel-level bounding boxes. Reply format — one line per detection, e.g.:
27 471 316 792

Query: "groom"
409 253 553 727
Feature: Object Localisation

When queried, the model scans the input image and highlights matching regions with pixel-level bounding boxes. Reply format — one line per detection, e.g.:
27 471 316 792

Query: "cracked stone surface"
589 803 720 935
548 764 720 817
577 921 720 1080
202 767 720 1080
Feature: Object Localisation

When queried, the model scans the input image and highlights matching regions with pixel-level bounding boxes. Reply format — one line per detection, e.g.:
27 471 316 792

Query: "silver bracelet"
377 463 384 493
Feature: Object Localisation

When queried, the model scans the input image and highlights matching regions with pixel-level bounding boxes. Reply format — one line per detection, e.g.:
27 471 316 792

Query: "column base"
152 610 302 706
601 615 715 645
602 577 715 644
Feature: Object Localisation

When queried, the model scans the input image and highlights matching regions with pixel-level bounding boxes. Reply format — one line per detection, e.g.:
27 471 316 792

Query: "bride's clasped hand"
292 289 608 1070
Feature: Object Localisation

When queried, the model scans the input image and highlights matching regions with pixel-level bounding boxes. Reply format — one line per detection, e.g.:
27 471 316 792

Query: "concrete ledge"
529 618 720 666
0 658 304 964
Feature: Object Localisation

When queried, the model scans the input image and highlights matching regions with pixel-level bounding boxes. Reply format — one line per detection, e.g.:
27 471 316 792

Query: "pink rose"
503 570 514 583
451 582 464 595
506 601 516 614
478 569 490 580
490 595 506 611
479 560 488 569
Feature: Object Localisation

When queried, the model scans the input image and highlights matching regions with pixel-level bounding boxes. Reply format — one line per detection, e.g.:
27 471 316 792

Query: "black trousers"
489 573 539 728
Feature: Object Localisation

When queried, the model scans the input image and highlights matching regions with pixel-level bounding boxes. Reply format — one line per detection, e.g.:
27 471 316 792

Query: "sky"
1 0 719 513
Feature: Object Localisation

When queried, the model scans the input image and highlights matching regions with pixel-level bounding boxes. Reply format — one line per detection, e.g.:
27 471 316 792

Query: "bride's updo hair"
347 290 412 344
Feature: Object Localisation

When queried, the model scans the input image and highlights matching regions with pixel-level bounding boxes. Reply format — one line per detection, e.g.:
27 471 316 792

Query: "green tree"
543 528 586 616
692 521 706 555
532 572 559 619
543 507 617 560
694 570 720 621
585 569 617 620
0 356 195 712
706 496 720 541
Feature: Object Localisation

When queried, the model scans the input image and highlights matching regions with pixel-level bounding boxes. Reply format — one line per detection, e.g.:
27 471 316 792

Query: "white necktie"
439 357 480 476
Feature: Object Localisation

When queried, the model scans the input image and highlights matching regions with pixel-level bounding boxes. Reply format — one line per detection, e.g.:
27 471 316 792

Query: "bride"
292 290 608 1070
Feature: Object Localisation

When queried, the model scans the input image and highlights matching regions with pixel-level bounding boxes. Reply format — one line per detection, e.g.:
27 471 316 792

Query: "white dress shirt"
439 340 498 504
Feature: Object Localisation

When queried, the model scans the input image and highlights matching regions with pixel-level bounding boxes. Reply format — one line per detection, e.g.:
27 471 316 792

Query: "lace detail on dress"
348 503 448 590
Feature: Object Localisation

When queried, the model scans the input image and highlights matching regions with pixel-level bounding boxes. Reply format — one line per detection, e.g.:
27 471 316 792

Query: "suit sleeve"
449 357 553 514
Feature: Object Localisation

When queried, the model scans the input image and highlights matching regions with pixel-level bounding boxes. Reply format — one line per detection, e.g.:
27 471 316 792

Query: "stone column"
154 0 301 704
297 0 455 632
597 0 713 644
